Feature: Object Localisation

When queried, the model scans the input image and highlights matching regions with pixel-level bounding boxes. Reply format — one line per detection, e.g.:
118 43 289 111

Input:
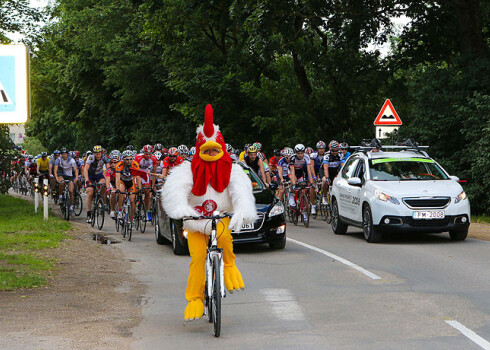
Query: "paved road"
38 193 490 349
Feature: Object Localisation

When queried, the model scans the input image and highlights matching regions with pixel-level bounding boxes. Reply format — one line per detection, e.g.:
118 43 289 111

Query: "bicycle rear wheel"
96 197 105 230
212 255 221 337
302 198 311 228
134 203 140 231
291 207 298 226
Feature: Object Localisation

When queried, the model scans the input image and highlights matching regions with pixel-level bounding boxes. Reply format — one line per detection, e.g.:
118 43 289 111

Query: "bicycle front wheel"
139 205 147 233
74 192 83 216
64 193 70 221
96 197 105 230
212 255 221 337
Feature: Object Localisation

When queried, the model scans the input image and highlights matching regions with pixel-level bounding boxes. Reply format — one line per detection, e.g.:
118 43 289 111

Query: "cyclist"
36 152 50 185
49 150 61 196
226 144 238 161
189 147 196 161
239 143 251 161
178 145 190 161
84 145 109 223
243 145 269 187
340 142 351 162
54 148 79 214
322 140 342 205
153 151 164 186
277 147 293 201
134 144 157 221
25 155 38 186
288 144 315 212
161 147 184 179
105 151 120 218
115 150 142 226
310 141 326 178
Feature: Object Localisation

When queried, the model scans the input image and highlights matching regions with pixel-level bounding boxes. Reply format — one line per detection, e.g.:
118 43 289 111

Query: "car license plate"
241 223 254 230
412 210 445 219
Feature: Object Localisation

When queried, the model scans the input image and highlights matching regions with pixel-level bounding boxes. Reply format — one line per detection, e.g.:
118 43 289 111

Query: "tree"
0 0 43 43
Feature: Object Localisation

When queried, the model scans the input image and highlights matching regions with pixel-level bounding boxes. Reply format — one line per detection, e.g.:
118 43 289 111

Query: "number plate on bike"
241 223 254 230
412 210 445 219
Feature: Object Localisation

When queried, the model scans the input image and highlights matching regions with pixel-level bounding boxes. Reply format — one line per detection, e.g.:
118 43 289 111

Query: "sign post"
374 99 402 139
0 45 30 124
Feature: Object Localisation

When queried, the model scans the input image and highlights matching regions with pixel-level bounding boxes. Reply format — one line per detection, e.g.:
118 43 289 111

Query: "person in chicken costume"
161 104 257 321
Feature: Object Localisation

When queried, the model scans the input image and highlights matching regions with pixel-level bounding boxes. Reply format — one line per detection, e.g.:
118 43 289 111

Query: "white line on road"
260 288 305 321
445 320 490 350
287 238 382 280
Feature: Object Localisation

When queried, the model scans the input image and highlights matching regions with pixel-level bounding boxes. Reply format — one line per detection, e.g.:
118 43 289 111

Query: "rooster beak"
199 141 224 162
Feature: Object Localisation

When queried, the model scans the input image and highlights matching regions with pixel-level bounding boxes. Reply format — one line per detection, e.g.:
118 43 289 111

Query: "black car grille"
406 217 451 227
403 197 450 208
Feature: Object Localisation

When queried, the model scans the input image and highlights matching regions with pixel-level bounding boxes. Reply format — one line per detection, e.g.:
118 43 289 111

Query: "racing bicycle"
88 182 105 230
183 212 232 337
289 182 312 228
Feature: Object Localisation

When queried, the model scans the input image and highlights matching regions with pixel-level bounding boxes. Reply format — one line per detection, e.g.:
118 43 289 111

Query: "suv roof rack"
351 138 430 158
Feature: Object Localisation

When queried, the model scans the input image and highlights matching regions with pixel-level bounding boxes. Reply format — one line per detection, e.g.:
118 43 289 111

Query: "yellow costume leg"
184 232 207 321
217 218 245 292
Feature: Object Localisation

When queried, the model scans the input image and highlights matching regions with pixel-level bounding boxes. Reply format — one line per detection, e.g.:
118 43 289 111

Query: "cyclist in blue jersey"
340 142 351 163
321 140 342 204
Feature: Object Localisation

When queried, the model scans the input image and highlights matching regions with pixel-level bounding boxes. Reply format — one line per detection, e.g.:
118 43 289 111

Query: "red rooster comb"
203 104 214 138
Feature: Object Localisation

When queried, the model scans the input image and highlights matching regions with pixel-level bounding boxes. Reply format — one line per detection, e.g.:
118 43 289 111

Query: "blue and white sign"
0 45 30 123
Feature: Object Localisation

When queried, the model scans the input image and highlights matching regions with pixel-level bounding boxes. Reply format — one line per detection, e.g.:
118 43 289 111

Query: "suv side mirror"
449 175 460 182
347 177 362 186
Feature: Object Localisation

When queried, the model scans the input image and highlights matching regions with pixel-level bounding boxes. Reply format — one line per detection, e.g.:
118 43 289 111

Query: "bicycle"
134 190 146 233
183 212 232 338
88 182 105 230
312 179 326 220
117 191 133 241
58 179 73 221
289 182 311 228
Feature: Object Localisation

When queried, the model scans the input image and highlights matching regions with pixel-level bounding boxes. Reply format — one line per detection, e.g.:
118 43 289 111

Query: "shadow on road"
343 229 461 245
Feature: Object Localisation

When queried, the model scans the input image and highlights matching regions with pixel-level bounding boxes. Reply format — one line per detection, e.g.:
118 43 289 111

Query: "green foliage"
0 125 17 194
27 0 490 213
22 136 47 155
0 0 43 43
0 195 70 290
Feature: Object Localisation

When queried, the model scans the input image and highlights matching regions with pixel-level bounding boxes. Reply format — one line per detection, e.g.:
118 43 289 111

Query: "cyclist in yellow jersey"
239 143 251 161
37 152 50 183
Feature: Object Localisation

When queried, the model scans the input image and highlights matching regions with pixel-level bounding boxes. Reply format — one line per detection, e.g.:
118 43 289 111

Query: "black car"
154 161 287 255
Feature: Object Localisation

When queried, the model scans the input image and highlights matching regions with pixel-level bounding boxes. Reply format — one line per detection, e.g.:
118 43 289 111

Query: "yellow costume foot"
184 299 204 321
224 264 245 293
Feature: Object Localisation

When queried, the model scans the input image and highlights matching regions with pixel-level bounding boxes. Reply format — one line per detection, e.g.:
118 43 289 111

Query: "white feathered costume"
161 104 256 321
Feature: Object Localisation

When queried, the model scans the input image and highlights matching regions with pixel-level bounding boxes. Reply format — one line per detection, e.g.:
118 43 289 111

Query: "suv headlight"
375 189 400 205
269 201 285 217
455 191 467 203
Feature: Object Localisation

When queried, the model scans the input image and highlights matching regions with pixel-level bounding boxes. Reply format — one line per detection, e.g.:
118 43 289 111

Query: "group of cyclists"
8 139 351 226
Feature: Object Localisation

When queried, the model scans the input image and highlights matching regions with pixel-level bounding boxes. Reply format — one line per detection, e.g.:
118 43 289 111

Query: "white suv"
330 147 470 243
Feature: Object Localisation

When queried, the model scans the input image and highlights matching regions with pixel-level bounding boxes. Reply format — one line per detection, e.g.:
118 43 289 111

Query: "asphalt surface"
41 193 490 349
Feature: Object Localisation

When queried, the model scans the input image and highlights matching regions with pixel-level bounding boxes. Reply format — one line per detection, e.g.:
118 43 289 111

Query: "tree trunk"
292 51 313 98
447 0 484 55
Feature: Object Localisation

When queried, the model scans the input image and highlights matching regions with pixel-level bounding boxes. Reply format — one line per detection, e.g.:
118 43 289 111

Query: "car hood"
253 188 274 212
369 180 463 198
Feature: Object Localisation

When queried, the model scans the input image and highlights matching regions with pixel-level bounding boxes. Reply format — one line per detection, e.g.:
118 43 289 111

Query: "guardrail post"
34 177 39 213
43 179 49 221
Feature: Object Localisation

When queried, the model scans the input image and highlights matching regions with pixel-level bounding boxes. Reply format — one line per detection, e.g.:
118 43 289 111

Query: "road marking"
446 320 490 350
260 288 305 321
287 238 382 280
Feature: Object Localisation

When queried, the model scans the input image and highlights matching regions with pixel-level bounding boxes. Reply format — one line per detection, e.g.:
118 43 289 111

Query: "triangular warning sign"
374 99 402 125
0 81 12 105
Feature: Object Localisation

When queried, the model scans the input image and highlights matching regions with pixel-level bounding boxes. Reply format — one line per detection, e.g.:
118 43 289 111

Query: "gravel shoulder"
0 204 145 350
469 222 490 241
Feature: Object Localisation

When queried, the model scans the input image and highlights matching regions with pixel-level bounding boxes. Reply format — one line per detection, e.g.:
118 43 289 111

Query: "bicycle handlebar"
183 212 233 221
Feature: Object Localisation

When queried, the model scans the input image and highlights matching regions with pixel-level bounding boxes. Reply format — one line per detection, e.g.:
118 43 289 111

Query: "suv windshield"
369 158 449 181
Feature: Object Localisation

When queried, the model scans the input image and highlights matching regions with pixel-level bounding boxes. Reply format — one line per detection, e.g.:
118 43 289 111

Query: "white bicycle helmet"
294 143 306 153
177 144 189 156
316 140 326 149
329 140 340 149
154 151 163 161
122 150 133 159
282 147 294 157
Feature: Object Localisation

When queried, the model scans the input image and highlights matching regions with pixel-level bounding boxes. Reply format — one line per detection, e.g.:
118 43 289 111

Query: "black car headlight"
269 201 285 217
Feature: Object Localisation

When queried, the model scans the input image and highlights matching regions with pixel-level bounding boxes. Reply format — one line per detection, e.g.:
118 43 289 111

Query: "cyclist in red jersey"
161 147 184 179
134 144 157 221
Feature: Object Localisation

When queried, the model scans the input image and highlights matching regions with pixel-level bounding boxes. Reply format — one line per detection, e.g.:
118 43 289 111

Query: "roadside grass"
0 194 70 290
473 215 490 224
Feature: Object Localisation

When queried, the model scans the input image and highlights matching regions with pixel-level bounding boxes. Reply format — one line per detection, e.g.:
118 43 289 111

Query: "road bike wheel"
64 192 70 221
127 218 133 241
291 207 298 226
73 192 83 216
96 197 105 230
90 202 96 227
134 203 140 231
122 215 127 238
303 199 311 228
140 205 147 233
212 255 221 337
